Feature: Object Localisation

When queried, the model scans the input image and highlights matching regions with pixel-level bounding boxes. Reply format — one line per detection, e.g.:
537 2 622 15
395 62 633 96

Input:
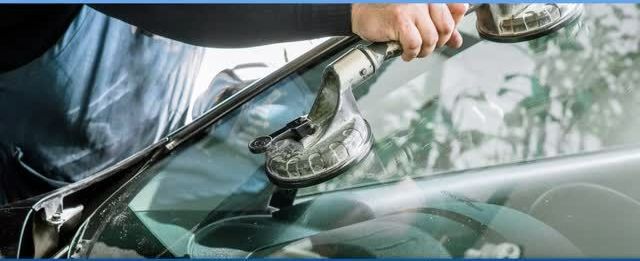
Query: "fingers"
447 3 468 25
350 3 469 62
398 18 423 61
414 9 438 58
428 4 455 48
445 3 468 49
446 30 463 49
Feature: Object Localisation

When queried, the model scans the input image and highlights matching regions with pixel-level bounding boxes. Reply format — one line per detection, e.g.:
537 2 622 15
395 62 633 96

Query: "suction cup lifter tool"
474 4 583 42
250 4 584 188
249 42 401 188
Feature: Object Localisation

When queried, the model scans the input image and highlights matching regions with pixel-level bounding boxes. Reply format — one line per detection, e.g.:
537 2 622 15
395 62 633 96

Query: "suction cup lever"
250 42 401 188
249 116 315 154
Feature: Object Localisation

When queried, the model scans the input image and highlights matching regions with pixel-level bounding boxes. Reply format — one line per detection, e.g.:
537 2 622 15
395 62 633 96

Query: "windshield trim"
163 36 358 151
29 36 357 213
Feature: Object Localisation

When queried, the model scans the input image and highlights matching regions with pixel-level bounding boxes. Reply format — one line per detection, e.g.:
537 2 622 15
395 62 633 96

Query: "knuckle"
424 32 438 47
390 5 406 19
439 22 454 36
406 37 421 51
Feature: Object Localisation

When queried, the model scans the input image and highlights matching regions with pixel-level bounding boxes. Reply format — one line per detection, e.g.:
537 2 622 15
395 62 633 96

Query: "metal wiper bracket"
250 42 402 188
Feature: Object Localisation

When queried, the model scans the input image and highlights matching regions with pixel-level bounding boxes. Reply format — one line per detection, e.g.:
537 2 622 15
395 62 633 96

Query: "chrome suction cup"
249 42 402 188
475 4 584 43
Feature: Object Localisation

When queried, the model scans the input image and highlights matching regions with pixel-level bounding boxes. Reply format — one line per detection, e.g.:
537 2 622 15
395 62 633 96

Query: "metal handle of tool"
358 41 403 71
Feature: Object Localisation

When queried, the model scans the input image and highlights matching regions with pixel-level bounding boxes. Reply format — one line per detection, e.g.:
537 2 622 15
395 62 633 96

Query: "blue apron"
0 6 205 204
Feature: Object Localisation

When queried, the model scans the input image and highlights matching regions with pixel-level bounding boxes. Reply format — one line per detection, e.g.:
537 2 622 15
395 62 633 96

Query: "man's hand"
351 4 468 61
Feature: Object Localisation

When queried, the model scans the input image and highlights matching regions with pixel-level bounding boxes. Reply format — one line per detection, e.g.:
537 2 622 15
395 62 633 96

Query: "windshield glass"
305 4 640 193
72 4 640 258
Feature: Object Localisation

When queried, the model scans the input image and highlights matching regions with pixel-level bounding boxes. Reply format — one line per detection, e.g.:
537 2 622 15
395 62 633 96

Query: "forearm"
90 4 352 47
